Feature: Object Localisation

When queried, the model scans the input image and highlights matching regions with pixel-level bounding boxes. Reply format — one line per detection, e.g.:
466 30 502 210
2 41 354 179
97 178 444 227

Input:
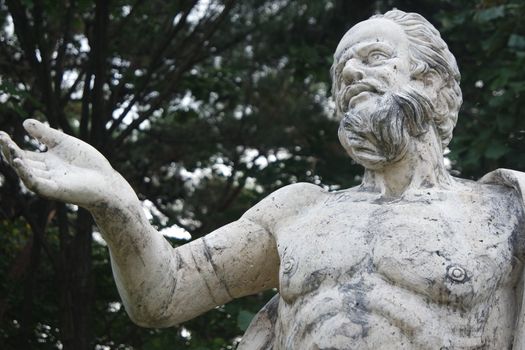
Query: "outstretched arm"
0 120 279 327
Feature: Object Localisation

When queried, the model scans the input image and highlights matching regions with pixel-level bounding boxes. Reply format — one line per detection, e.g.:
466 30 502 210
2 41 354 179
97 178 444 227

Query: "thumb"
23 119 66 148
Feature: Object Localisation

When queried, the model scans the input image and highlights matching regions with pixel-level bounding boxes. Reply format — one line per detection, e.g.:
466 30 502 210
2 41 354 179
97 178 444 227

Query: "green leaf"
7 101 28 118
508 34 525 49
485 141 509 159
481 33 507 54
496 115 514 132
508 82 525 91
475 5 506 22
237 310 255 331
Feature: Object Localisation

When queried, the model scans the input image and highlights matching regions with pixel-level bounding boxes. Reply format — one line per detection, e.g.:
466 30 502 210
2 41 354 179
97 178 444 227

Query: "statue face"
335 18 435 170
333 18 414 115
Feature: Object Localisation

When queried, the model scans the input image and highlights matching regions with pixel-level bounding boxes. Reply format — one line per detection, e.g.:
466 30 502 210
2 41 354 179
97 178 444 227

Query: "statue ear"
419 69 444 109
410 64 441 100
423 70 441 89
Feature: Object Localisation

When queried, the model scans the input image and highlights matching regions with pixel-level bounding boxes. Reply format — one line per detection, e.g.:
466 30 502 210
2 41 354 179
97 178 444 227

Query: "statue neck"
360 130 453 198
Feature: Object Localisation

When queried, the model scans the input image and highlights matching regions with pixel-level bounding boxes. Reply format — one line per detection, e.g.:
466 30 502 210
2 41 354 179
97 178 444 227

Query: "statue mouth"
340 80 381 112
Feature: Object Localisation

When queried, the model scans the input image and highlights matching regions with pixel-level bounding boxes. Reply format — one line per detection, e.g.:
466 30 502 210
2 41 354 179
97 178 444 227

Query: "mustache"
342 87 434 138
336 78 384 114
338 87 435 165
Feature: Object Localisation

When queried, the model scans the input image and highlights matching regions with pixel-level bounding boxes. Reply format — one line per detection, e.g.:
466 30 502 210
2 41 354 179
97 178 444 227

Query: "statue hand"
0 119 131 208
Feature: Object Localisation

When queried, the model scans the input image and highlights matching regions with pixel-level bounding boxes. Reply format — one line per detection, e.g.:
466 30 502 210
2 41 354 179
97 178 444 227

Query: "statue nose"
342 60 364 84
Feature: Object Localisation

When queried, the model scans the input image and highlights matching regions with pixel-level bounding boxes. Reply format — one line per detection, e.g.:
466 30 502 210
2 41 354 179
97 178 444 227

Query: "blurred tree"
435 0 525 178
0 0 362 349
1 0 523 349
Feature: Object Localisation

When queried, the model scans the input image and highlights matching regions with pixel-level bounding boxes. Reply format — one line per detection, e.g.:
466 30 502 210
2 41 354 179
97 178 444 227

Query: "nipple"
446 265 467 283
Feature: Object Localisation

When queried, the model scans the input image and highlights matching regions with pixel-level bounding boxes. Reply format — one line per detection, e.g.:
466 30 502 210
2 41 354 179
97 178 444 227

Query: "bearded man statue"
2 9 525 350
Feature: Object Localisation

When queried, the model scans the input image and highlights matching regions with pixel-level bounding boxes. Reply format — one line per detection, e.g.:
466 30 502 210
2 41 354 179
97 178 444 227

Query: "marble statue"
1 9 525 349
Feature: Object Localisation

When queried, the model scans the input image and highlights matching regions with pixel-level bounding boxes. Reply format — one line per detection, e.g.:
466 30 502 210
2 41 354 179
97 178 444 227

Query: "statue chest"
275 190 524 309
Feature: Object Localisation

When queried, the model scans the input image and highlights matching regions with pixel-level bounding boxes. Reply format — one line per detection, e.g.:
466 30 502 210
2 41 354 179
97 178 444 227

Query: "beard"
338 87 434 170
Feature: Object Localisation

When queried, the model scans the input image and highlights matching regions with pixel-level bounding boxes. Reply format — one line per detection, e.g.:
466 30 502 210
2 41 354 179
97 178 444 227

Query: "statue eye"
367 51 390 64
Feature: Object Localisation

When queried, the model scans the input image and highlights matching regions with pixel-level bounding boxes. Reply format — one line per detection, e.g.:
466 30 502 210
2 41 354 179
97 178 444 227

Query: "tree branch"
113 0 238 146
60 67 86 106
80 68 93 141
110 0 146 38
32 0 73 134
107 0 199 132
89 0 110 148
54 0 76 103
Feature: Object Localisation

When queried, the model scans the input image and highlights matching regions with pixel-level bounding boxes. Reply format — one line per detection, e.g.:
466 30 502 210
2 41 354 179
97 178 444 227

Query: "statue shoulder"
479 168 525 199
243 182 325 232
479 169 525 193
478 168 525 217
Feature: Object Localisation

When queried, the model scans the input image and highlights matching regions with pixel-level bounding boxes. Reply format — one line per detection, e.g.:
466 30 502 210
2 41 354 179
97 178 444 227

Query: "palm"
0 119 122 208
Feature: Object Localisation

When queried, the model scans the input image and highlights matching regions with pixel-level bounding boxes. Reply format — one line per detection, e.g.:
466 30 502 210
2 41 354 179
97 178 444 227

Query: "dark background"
1 0 524 349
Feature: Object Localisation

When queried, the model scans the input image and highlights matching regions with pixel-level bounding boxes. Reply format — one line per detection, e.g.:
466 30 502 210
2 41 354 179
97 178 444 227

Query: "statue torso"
271 180 525 349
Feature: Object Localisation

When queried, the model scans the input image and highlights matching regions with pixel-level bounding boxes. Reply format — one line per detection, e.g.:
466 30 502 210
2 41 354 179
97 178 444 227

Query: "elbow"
123 297 208 328
124 303 177 328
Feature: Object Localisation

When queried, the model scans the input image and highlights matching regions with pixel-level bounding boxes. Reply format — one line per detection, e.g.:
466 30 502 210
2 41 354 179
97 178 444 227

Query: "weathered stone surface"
1 8 525 350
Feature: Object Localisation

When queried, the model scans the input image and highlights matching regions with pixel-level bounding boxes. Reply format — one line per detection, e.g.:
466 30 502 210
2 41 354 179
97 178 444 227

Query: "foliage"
0 0 524 349
436 0 525 178
0 0 360 349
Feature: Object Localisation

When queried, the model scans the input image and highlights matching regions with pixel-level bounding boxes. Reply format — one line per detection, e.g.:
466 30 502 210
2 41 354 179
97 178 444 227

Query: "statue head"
331 9 462 169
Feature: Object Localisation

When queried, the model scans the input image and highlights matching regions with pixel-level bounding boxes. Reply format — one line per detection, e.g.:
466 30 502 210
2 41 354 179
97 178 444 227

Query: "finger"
25 158 48 170
0 131 14 161
0 131 26 163
13 158 39 190
23 119 65 149
0 131 43 164
13 158 58 195
31 167 51 179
